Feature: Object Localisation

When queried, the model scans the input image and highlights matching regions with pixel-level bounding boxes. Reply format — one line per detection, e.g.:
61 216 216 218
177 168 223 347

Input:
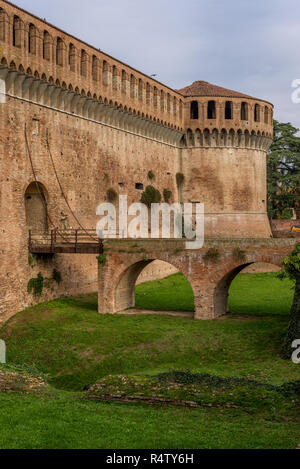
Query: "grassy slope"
0 272 299 449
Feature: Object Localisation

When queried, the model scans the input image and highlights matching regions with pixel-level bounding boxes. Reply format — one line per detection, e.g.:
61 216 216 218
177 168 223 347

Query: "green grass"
0 272 299 449
136 273 195 311
0 392 299 449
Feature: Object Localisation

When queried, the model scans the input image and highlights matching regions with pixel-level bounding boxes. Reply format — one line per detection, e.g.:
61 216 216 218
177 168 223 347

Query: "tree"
279 243 300 359
267 121 300 219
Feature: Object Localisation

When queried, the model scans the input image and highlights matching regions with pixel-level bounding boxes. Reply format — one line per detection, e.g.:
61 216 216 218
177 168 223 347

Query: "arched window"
25 182 48 233
13 16 21 48
146 82 151 105
80 50 88 77
160 90 164 111
225 101 233 120
121 70 126 93
56 38 64 66
153 87 158 108
167 93 171 113
190 101 199 119
138 79 143 101
130 74 135 98
241 102 248 121
28 23 36 54
92 55 99 81
68 43 76 72
179 100 183 119
0 8 6 42
43 31 50 60
112 66 118 90
207 100 216 119
264 106 269 124
173 97 177 116
254 104 260 122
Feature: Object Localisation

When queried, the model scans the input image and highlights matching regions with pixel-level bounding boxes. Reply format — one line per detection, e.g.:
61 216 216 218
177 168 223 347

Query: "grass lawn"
0 272 299 449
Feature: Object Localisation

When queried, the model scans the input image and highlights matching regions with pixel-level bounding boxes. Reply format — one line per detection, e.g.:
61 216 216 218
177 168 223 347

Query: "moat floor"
0 273 299 449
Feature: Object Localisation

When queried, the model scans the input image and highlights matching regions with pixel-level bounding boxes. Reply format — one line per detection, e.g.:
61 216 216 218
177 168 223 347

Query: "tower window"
207 101 216 119
135 183 144 190
225 101 233 120
241 102 248 121
190 101 199 120
254 104 260 122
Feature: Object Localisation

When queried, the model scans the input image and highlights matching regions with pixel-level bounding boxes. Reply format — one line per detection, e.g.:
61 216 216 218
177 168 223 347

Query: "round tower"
179 81 274 239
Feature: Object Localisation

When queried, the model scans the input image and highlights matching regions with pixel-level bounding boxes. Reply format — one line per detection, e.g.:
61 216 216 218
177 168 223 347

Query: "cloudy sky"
13 0 300 129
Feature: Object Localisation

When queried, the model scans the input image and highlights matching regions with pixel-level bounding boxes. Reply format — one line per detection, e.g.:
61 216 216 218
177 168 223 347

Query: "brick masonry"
0 0 294 323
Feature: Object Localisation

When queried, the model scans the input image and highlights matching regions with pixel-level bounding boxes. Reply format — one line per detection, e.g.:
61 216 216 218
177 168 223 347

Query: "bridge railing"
28 229 104 254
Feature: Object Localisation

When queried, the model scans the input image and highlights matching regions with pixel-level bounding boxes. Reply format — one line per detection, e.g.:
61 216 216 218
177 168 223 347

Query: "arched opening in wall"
112 66 118 90
121 70 126 93
153 86 158 108
68 43 76 72
80 50 88 77
173 97 177 116
214 262 283 318
167 93 171 113
28 24 36 54
0 8 6 42
264 106 269 124
160 90 164 111
12 16 21 48
92 55 99 81
43 31 51 60
114 260 195 314
146 82 151 105
241 102 248 120
190 101 199 120
225 101 233 120
130 74 135 98
138 79 143 101
254 104 260 122
56 38 64 66
25 182 48 233
207 100 216 119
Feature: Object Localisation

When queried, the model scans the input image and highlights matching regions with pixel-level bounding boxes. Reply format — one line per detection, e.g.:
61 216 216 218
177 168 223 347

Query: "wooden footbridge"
28 230 104 254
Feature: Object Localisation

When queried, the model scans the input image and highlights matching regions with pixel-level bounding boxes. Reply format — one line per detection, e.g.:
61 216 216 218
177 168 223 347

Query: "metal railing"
28 229 104 254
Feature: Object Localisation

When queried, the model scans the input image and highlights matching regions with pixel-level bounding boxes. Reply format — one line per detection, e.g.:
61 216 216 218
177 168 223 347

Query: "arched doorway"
114 260 195 314
25 182 48 232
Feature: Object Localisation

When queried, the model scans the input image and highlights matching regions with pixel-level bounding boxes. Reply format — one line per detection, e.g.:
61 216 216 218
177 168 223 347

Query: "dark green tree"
279 243 300 359
267 121 300 219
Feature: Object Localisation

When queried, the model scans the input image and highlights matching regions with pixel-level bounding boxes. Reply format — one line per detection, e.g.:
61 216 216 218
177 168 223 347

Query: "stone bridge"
98 238 296 320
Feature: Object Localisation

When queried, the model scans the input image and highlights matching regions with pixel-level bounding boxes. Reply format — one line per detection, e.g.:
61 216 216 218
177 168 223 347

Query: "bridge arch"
213 261 282 317
99 256 195 315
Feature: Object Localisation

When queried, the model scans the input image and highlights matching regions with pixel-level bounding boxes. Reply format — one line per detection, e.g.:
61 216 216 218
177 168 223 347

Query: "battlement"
0 0 184 131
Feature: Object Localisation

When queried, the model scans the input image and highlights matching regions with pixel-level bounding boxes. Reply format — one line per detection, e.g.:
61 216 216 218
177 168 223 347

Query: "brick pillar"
98 260 115 314
192 280 216 320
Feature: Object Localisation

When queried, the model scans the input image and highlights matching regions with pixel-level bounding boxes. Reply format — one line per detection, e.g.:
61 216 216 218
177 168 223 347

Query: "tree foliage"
267 121 300 219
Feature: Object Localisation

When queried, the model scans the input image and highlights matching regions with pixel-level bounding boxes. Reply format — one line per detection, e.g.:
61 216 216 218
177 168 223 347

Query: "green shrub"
203 248 220 262
141 186 161 208
163 189 172 204
27 273 44 297
148 170 155 181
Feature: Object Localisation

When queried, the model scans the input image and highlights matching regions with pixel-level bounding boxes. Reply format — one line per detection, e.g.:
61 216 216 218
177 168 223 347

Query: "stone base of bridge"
98 239 295 320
